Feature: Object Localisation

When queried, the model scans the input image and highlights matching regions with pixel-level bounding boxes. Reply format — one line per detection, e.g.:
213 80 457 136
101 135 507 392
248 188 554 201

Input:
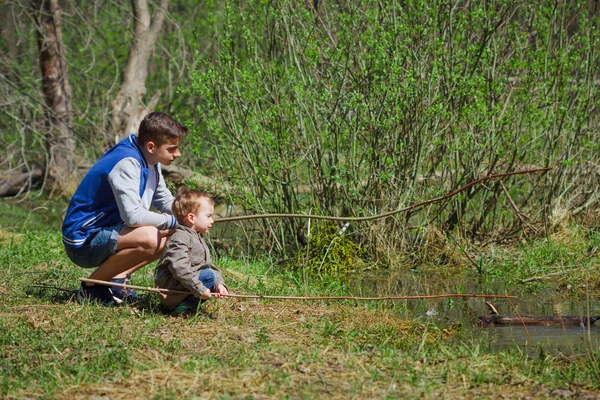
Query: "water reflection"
347 267 600 354
484 325 600 354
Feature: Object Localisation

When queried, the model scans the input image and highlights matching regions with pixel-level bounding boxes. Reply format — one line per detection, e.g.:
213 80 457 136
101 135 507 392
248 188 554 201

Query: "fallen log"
478 314 600 327
0 168 43 196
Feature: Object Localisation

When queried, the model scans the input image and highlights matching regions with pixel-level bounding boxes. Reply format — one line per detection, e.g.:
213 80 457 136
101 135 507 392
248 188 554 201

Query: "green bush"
189 0 600 260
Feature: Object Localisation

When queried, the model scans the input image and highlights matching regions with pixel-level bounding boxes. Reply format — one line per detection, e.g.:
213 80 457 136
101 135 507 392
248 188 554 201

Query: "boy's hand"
199 289 211 300
214 284 229 298
160 229 176 238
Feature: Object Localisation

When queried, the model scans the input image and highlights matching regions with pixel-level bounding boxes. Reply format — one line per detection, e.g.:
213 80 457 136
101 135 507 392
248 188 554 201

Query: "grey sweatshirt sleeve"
152 164 175 214
108 158 177 229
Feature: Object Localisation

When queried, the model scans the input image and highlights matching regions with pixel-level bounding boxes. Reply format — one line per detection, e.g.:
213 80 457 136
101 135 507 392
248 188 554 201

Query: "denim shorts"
64 224 123 268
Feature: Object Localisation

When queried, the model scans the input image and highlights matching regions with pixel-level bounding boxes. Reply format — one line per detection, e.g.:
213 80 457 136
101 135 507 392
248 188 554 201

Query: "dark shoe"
171 295 200 317
110 274 139 304
77 282 116 306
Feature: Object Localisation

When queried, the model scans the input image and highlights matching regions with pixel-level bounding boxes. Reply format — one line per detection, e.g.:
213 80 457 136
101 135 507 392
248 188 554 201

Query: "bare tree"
111 0 170 144
31 0 77 193
1 0 185 197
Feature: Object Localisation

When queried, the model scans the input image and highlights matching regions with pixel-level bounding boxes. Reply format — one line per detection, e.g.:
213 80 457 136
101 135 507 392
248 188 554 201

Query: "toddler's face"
192 198 214 234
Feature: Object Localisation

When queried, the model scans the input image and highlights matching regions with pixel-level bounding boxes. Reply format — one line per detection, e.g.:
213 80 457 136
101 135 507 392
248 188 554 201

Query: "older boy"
155 190 228 316
62 112 188 305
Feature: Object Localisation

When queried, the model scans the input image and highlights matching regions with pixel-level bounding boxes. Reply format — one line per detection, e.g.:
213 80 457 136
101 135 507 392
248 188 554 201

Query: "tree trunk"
110 0 170 145
32 0 78 194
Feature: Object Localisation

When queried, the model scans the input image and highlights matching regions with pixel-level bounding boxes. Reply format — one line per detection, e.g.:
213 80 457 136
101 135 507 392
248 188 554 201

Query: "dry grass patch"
5 299 418 399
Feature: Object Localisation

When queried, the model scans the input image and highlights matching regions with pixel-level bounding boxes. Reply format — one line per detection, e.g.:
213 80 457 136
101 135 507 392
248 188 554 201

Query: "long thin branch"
214 167 551 224
80 278 516 301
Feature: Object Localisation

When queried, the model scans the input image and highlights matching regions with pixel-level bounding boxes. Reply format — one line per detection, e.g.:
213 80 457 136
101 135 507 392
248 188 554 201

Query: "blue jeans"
179 269 216 309
198 268 216 290
64 224 123 268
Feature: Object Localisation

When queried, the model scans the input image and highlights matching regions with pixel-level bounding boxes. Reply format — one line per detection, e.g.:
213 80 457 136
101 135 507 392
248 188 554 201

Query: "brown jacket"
154 225 225 308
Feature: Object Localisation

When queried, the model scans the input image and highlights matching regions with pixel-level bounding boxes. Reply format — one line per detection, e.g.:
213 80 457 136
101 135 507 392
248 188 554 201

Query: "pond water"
210 212 600 355
346 268 600 355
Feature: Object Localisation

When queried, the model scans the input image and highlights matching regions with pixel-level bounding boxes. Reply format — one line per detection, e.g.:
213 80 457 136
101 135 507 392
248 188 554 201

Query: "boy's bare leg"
87 226 174 282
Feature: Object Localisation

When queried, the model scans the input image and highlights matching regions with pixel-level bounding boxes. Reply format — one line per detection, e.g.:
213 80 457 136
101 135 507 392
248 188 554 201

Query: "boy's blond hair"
172 190 214 225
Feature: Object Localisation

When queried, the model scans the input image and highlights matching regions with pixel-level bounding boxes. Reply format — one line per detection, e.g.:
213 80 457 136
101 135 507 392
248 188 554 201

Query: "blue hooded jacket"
62 135 176 248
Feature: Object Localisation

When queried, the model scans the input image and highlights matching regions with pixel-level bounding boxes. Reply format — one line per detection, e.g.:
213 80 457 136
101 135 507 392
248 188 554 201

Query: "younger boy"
62 112 188 305
155 190 228 316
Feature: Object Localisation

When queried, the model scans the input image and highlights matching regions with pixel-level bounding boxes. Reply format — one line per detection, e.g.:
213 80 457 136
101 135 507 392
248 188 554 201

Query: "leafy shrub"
188 0 600 261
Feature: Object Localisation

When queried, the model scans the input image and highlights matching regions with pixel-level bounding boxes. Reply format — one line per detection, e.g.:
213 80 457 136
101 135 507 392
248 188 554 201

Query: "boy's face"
145 137 181 166
190 198 214 234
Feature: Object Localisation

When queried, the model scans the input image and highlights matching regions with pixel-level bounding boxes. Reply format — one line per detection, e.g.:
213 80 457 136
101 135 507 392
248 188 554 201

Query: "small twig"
318 222 349 272
500 181 538 240
27 285 77 294
439 219 480 271
485 301 499 315
519 271 566 283
11 305 62 310
22 207 48 230
572 189 600 216
500 181 529 225
506 297 530 341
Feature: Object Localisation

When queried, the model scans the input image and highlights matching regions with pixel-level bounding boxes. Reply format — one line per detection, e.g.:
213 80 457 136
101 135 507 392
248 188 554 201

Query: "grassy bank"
2 200 600 399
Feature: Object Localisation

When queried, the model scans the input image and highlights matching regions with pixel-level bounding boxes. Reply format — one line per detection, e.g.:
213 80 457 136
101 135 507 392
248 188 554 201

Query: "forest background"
2 1 600 398
2 0 600 272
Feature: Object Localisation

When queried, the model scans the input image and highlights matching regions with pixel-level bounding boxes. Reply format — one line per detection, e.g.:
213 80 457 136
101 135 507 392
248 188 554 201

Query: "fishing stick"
80 278 517 301
213 167 550 223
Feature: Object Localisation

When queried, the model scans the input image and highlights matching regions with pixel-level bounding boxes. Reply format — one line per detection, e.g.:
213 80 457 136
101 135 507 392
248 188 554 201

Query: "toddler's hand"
214 284 229 298
199 289 211 300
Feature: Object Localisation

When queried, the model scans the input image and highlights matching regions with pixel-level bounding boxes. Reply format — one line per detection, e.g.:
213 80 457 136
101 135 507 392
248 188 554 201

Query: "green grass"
2 200 600 398
479 225 600 297
0 197 66 233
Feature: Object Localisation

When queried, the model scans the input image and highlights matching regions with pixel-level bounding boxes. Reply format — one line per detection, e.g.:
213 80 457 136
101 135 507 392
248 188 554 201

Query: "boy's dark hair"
138 112 189 146
172 189 215 225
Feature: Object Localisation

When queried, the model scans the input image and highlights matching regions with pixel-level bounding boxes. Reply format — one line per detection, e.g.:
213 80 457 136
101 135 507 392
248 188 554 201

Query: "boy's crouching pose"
63 112 187 305
155 190 228 316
